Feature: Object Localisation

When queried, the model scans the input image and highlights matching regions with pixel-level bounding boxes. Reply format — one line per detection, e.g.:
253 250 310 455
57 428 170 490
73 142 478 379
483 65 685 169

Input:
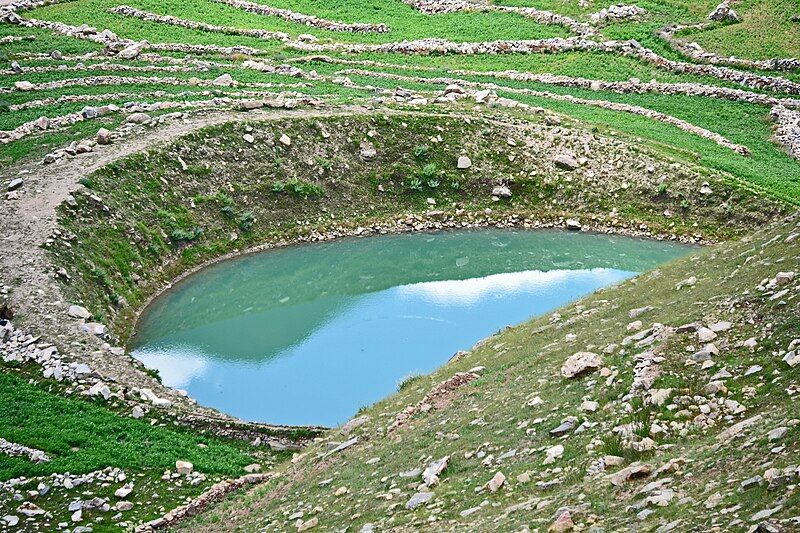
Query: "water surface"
133 229 690 426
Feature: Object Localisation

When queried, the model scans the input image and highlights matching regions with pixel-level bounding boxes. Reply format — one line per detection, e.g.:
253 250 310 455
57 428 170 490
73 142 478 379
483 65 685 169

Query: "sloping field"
0 0 798 531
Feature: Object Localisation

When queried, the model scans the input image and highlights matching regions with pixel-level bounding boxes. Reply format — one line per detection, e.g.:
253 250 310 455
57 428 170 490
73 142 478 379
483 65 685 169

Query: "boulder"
406 491 433 509
561 352 602 378
491 185 512 198
175 460 193 475
554 153 580 170
360 140 377 160
708 1 739 22
14 81 35 91
117 41 147 60
96 128 112 145
81 322 107 336
212 73 235 86
126 112 151 125
487 471 505 492
422 456 449 487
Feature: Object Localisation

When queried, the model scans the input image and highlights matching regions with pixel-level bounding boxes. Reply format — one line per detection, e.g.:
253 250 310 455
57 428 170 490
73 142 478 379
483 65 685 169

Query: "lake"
132 229 690 426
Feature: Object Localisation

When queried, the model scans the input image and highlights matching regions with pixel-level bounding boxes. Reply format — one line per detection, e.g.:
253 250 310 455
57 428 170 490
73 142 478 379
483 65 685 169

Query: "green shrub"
287 179 324 198
427 179 440 189
271 181 286 193
398 372 424 391
408 177 423 192
237 211 255 232
421 163 437 180
413 144 430 159
170 227 203 243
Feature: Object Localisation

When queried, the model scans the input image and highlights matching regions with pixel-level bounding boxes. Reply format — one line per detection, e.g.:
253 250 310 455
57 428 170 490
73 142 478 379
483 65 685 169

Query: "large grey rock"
68 305 91 319
126 113 151 125
491 185 512 198
406 491 433 509
554 153 580 170
117 41 147 60
212 73 235 86
561 352 602 378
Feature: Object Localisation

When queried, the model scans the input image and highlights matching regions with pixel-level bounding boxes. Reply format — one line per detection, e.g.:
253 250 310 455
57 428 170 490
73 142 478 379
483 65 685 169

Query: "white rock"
486 471 505 492
561 352 602 378
67 305 91 319
176 460 194 475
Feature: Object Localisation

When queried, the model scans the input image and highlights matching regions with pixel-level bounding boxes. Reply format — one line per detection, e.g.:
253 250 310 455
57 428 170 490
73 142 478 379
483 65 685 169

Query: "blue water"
132 229 690 426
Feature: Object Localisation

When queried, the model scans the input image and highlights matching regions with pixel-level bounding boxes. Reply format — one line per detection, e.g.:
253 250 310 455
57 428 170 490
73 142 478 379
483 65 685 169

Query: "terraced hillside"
0 0 799 531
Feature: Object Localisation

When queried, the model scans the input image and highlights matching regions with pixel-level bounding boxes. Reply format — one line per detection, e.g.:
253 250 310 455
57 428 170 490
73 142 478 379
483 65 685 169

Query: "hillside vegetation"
0 0 798 531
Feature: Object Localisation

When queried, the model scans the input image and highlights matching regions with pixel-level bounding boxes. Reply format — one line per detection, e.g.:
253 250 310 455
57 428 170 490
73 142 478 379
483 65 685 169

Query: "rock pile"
770 105 800 160
708 1 739 22
210 0 389 33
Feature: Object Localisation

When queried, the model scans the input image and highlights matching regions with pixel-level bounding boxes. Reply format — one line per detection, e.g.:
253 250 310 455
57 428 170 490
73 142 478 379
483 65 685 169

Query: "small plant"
600 434 625 457
170 227 203 243
78 177 94 189
657 182 668 196
680 198 690 209
408 177 423 192
450 180 461 191
220 205 235 219
427 179 440 189
287 179 324 198
237 211 255 232
397 372 424 391
421 163 438 180
413 144 430 159
185 165 211 177
271 181 286 193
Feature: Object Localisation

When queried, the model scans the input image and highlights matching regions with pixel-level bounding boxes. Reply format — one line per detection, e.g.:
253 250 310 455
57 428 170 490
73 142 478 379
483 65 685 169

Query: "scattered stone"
67 305 91 319
279 134 292 146
422 456 449 487
96 128 112 145
487 471 506 492
406 491 433 509
554 153 579 170
457 155 472 169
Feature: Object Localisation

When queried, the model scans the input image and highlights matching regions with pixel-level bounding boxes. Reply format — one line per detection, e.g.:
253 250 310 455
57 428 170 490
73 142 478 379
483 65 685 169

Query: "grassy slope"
0 370 271 530
180 212 800 532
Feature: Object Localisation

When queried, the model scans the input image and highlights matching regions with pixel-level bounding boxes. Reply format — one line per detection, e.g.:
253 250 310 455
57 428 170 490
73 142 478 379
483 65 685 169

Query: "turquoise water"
132 229 690 427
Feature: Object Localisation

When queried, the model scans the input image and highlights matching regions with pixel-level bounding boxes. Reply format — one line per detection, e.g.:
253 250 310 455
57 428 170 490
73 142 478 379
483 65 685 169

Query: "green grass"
0 371 257 480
